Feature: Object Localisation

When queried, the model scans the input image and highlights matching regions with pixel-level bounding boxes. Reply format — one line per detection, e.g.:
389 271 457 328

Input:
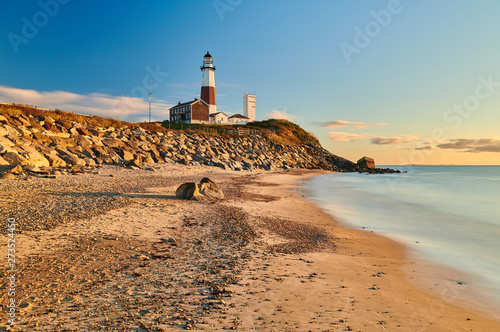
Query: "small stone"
1 173 15 179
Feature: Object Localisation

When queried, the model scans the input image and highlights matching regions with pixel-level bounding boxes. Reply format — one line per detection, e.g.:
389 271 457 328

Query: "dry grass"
0 103 168 132
246 119 321 146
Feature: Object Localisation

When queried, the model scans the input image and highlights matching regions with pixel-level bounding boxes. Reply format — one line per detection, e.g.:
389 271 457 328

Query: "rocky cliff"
0 109 357 177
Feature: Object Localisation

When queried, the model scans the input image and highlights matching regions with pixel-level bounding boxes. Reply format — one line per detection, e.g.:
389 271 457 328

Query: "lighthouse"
200 52 217 114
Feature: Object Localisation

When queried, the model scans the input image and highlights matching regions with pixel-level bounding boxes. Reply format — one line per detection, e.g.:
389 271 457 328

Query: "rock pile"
0 112 356 177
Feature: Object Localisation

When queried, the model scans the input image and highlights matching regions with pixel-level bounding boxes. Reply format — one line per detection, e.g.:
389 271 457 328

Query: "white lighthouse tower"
200 52 217 114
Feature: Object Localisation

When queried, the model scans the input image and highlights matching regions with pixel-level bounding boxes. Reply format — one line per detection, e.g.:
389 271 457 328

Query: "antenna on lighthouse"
148 77 152 123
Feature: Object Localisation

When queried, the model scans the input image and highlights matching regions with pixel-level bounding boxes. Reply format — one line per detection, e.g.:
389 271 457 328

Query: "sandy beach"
2 164 500 331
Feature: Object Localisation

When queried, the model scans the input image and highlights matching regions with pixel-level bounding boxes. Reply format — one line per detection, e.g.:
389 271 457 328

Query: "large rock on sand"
175 182 199 200
176 178 224 201
198 177 224 200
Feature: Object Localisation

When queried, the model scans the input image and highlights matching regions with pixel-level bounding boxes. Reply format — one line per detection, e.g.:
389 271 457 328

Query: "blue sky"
1 0 500 164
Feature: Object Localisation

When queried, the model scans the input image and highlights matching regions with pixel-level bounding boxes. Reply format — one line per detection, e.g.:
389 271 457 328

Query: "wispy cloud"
371 135 420 145
0 85 173 122
265 110 301 121
327 132 366 142
414 146 435 150
417 138 500 153
323 120 388 129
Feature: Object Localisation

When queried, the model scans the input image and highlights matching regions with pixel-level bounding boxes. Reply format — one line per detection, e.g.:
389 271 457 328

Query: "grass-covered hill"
244 119 321 147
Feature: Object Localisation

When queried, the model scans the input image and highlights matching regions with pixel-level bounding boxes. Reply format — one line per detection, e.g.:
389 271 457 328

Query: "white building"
243 92 256 122
209 112 229 125
228 114 250 125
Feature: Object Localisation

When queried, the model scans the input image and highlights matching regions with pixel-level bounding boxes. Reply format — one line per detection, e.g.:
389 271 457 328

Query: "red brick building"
169 98 209 124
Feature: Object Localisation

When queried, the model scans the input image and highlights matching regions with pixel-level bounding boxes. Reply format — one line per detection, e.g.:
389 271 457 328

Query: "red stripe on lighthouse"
201 86 216 105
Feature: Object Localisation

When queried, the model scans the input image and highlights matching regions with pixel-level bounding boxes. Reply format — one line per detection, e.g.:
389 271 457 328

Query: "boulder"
84 157 96 167
0 155 10 166
43 122 61 133
120 149 135 161
1 173 16 180
37 115 54 124
91 146 107 158
192 154 206 162
175 182 199 200
73 135 92 148
0 138 15 154
14 126 32 137
76 127 92 136
2 151 28 166
69 127 79 136
102 138 126 149
55 132 71 138
0 165 24 175
23 149 50 167
81 148 96 159
29 118 45 131
357 156 375 169
7 117 24 127
56 120 73 130
0 125 21 137
63 154 86 167
143 155 154 164
45 154 67 167
198 178 224 200
176 178 224 201
32 132 52 144
130 160 145 169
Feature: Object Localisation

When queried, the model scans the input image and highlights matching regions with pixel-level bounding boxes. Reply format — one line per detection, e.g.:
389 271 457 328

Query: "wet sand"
234 171 500 331
1 165 499 331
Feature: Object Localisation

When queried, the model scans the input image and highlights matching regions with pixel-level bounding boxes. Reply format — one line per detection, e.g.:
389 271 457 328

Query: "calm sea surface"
304 166 500 306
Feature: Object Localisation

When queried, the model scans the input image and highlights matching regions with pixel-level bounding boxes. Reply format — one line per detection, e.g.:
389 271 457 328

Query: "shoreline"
1 165 500 331
296 172 500 328
298 171 500 323
232 170 500 331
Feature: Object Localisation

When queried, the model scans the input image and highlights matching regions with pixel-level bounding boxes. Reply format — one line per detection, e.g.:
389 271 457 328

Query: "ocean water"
304 166 500 307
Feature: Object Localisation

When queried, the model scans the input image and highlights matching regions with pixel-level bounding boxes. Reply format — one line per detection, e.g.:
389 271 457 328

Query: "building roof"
204 52 212 58
228 114 250 119
209 112 228 117
169 99 208 110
